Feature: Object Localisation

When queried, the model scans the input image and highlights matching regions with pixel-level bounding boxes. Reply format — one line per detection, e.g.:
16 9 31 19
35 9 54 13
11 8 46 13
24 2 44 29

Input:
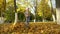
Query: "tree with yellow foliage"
37 0 52 22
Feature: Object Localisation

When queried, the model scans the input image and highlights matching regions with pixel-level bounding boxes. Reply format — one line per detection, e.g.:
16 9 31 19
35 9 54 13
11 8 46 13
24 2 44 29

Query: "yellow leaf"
17 8 20 11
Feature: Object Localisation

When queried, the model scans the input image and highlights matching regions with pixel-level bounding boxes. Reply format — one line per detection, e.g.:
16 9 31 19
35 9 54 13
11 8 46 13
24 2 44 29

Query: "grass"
0 22 60 34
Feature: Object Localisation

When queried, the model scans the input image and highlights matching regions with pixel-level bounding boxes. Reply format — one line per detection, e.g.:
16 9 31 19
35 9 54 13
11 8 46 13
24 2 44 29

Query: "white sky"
52 0 56 8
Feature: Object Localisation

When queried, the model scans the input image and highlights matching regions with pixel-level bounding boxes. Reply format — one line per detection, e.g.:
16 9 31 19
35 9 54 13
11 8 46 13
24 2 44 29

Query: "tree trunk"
14 13 18 25
56 0 60 24
56 8 60 24
50 0 56 22
14 0 18 24
52 14 56 22
43 18 45 22
34 0 37 22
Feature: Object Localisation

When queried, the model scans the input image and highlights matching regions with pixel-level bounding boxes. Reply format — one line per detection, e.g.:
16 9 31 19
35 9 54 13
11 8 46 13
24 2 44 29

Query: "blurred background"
0 0 56 23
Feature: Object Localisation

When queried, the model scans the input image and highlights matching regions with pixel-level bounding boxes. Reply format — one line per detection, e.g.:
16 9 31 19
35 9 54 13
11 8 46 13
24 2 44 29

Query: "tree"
4 6 15 23
3 0 15 23
0 0 6 23
5 0 26 23
37 0 52 22
56 0 60 24
50 0 56 22
13 0 18 25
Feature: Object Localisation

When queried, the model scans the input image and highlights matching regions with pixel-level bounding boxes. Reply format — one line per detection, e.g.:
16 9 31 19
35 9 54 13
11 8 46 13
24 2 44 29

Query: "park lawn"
0 22 60 34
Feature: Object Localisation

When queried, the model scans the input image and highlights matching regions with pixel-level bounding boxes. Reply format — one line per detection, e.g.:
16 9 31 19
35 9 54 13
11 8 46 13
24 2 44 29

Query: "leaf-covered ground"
0 22 60 34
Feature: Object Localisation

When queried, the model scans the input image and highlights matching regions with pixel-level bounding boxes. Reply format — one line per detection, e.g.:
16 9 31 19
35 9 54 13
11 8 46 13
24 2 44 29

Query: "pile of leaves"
0 22 60 34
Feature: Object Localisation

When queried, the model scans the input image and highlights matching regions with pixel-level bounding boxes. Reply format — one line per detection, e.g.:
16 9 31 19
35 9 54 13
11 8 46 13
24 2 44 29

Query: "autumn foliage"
0 22 60 34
